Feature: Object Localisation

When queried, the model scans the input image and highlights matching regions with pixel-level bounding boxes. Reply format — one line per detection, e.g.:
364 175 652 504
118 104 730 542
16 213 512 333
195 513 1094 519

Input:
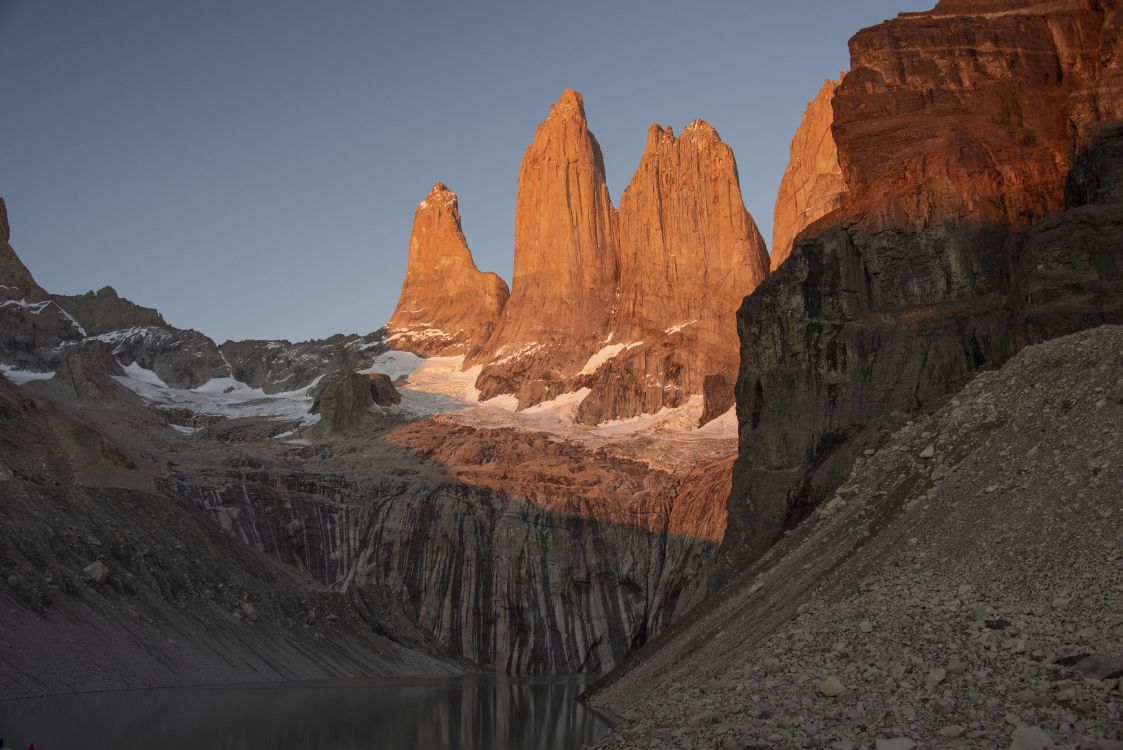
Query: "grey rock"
81 560 108 585
1009 726 1054 750
875 739 916 750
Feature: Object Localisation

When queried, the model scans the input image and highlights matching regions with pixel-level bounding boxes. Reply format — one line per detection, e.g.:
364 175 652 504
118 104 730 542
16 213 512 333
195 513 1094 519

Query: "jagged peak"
418 182 459 212
0 196 9 244
642 119 723 154
548 89 587 121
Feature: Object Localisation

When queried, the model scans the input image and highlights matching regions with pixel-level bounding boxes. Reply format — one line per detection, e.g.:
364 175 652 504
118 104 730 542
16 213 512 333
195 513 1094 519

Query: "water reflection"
0 675 611 750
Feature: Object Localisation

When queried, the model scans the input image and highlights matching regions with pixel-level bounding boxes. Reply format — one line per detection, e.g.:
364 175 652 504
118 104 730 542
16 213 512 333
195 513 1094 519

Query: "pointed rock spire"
575 119 770 424
386 183 509 356
472 89 619 402
771 76 847 271
0 197 48 301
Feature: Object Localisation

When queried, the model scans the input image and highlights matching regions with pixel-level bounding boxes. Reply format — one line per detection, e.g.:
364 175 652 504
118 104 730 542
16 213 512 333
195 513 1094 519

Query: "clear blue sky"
0 0 927 342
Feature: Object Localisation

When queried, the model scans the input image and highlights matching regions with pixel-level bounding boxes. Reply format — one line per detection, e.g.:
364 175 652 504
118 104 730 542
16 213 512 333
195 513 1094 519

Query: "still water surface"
0 675 611 750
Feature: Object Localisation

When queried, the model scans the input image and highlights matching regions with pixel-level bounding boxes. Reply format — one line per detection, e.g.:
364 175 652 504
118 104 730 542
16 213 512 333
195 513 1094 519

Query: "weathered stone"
386 183 509 357
816 676 846 697
82 560 108 585
771 76 846 271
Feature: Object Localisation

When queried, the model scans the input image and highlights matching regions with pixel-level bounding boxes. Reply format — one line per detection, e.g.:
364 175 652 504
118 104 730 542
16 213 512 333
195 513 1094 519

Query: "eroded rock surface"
831 0 1110 230
771 76 846 271
589 326 1123 749
52 286 168 336
575 121 769 425
723 2 1123 568
472 90 620 406
386 183 509 356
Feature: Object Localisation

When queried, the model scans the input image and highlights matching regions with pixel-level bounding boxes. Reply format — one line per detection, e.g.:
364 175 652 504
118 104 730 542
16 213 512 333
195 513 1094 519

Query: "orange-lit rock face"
386 183 509 356
577 121 769 424
831 0 1107 231
470 94 770 423
471 90 619 389
385 417 731 544
771 77 847 271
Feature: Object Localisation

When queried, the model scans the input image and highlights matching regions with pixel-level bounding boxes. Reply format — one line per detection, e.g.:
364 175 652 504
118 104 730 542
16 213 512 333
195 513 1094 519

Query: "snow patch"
663 320 698 335
594 395 705 437
113 365 320 424
578 342 643 376
696 406 737 439
359 350 426 381
122 362 168 387
0 364 54 384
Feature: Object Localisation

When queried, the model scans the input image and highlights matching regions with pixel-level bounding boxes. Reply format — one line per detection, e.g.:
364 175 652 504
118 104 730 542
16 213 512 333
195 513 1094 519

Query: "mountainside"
576 121 769 425
398 90 773 425
0 197 47 302
0 207 730 690
588 324 1123 748
771 76 846 271
722 0 1123 570
470 89 621 406
831 0 1112 230
385 183 509 357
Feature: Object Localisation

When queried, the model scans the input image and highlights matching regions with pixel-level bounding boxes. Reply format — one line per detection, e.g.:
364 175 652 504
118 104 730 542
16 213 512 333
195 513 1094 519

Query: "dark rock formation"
699 366 736 427
312 371 400 434
723 1 1123 569
220 332 387 394
367 373 401 406
48 340 138 403
100 326 229 389
52 286 168 335
386 183 509 356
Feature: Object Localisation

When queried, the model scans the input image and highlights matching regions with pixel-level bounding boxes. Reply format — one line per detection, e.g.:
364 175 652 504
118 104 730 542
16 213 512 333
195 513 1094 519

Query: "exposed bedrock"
386 183 509 356
52 286 168 335
771 76 846 272
173 421 730 673
468 93 770 424
470 89 619 399
723 122 1123 570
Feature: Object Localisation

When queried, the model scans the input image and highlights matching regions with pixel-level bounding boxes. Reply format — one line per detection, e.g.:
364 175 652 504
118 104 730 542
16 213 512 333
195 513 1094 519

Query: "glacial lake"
0 675 612 750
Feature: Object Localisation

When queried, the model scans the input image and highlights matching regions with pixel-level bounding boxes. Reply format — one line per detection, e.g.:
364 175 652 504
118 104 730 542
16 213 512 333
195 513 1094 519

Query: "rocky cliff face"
471 90 620 406
386 183 509 357
722 0 1123 569
0 197 47 302
465 94 769 425
575 122 769 425
174 418 725 673
52 286 168 335
770 77 846 271
831 0 1107 230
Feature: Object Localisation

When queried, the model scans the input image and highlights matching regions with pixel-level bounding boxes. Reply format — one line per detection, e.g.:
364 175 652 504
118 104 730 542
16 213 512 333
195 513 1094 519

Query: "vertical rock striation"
576 121 769 424
471 90 620 407
771 77 846 272
386 183 509 357
462 94 770 424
